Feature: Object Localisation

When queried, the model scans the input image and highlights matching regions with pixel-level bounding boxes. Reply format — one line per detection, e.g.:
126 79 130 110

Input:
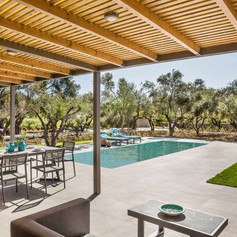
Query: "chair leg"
15 179 18 193
62 160 66 189
1 180 5 205
44 174 47 194
36 155 38 177
63 170 66 189
72 154 76 176
56 170 60 180
25 165 29 199
30 159 33 189
25 178 29 199
52 172 54 184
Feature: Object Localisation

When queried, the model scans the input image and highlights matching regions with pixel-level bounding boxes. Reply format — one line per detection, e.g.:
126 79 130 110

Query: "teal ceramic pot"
17 141 26 151
7 142 15 153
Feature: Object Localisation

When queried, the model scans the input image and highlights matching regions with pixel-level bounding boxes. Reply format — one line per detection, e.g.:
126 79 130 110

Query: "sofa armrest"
11 219 64 237
11 198 90 237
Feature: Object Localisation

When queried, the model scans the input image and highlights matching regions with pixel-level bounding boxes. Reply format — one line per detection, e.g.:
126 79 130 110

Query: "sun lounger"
100 131 128 145
110 129 142 143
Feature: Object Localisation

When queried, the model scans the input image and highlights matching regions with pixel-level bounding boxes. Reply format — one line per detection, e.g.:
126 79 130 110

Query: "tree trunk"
0 131 3 142
43 124 50 146
230 121 237 131
196 128 200 136
167 118 175 136
15 117 24 135
131 116 138 130
4 119 10 136
169 126 175 136
211 118 221 131
75 127 80 137
50 123 59 147
51 137 57 147
121 116 125 129
147 118 154 132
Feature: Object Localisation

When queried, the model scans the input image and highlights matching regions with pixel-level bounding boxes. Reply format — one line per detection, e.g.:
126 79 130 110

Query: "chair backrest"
63 141 75 152
44 149 65 162
1 153 28 172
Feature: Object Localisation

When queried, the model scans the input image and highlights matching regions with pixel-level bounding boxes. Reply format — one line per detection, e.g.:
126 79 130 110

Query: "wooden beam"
0 39 97 71
0 82 11 87
0 77 22 84
113 0 200 55
200 42 237 55
0 73 36 82
0 17 123 67
97 43 237 71
214 0 237 31
0 70 35 81
0 53 70 75
13 0 158 61
0 74 35 82
0 63 51 78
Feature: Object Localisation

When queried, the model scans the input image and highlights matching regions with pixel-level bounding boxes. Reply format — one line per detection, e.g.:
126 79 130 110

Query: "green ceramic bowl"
159 204 185 216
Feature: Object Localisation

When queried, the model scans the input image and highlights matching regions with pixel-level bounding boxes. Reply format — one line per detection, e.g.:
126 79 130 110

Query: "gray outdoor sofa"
11 198 97 237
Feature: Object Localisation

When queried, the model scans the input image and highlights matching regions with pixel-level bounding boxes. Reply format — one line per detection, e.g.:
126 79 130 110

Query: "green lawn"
207 163 237 188
56 140 92 147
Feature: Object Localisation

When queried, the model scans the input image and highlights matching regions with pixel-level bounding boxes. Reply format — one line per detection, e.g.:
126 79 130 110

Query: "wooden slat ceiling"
0 0 237 86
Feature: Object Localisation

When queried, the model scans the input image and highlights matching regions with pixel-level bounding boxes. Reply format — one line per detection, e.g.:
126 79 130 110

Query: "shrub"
21 118 42 132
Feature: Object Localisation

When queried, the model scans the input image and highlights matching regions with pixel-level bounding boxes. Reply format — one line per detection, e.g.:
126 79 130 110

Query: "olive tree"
67 92 93 136
221 80 237 131
101 73 136 128
27 78 81 146
157 69 191 136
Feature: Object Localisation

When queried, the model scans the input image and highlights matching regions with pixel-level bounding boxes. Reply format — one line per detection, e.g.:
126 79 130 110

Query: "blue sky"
74 52 237 94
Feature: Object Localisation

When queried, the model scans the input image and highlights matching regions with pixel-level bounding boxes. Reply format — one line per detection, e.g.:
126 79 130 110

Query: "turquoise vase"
7 142 15 153
17 141 26 151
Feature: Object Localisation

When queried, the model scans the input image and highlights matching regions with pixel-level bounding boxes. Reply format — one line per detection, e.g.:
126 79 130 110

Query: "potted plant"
6 141 15 153
16 138 26 151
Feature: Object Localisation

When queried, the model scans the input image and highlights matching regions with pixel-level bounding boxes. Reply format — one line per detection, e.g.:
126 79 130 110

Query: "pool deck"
0 137 237 237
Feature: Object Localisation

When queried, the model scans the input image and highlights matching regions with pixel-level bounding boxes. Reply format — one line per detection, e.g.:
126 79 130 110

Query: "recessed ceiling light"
104 12 119 22
7 49 17 56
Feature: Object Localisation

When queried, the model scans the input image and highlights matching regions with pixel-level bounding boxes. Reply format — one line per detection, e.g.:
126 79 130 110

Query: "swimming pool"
70 141 206 169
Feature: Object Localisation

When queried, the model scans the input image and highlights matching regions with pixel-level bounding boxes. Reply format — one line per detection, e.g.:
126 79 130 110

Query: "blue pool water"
70 141 206 169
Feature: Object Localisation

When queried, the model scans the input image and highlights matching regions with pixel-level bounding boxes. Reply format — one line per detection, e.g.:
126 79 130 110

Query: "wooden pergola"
0 0 237 194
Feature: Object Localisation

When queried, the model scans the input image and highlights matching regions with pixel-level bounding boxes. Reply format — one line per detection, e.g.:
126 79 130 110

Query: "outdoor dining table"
128 199 228 237
0 146 64 180
0 146 63 157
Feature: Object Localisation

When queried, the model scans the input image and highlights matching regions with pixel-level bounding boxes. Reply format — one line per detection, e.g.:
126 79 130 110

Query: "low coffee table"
128 200 228 237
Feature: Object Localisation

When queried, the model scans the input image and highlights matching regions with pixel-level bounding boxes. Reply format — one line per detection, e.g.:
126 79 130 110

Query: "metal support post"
93 71 101 194
10 85 16 142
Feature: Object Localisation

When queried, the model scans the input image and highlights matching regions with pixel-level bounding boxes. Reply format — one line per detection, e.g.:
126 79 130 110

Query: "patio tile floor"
0 138 236 237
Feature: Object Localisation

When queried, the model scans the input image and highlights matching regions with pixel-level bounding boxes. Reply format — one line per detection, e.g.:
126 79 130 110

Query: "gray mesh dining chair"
0 153 29 205
63 141 76 176
30 148 65 194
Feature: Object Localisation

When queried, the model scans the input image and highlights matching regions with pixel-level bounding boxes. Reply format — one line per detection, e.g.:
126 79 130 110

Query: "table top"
128 200 228 237
0 146 63 157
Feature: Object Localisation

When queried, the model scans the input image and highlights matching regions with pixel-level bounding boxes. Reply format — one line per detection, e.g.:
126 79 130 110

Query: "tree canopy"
0 69 237 145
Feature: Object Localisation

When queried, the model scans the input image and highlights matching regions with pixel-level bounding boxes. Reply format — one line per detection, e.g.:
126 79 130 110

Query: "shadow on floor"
12 198 45 213
0 180 67 213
